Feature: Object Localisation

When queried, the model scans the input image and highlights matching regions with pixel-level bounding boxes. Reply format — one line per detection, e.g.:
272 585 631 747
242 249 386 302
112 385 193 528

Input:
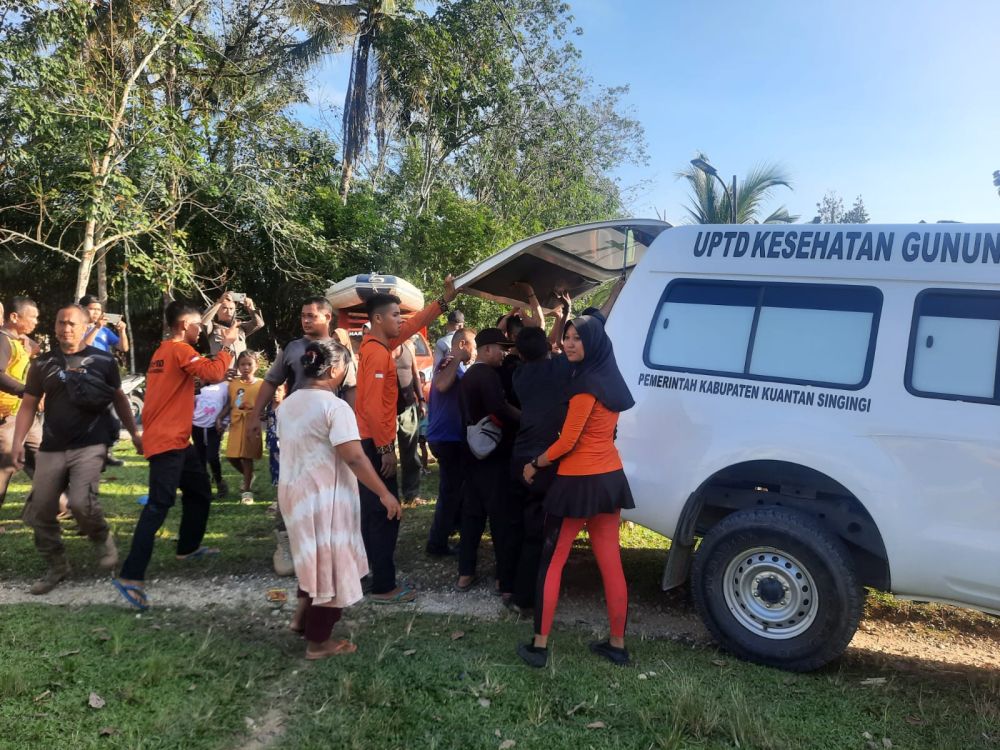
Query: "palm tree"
676 153 798 224
289 0 399 202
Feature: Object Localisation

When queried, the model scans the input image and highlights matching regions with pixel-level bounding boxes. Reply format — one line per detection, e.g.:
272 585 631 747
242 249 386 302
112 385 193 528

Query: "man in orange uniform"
113 301 238 610
355 275 456 603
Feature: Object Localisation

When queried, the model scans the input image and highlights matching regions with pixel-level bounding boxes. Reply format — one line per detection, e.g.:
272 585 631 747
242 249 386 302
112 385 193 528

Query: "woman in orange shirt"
518 315 635 668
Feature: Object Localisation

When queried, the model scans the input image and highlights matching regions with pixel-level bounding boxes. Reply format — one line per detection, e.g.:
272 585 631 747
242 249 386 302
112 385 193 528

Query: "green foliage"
677 152 798 224
816 190 871 223
0 0 647 357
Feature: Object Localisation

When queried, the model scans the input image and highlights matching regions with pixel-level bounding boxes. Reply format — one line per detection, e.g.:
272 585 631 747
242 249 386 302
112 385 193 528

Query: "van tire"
691 506 863 672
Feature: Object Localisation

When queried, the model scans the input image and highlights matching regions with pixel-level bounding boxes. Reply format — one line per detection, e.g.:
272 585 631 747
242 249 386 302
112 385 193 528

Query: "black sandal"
517 642 548 668
589 639 630 666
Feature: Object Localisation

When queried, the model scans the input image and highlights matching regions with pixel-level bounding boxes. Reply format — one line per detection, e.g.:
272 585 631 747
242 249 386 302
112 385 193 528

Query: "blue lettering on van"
692 230 999 264
638 371 872 413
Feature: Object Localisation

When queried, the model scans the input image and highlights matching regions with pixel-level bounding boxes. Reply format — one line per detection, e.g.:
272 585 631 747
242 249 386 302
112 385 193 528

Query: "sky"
297 0 1000 225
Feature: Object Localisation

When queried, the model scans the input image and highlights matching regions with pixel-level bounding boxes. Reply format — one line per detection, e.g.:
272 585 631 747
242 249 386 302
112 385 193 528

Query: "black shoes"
589 639 630 666
517 642 548 668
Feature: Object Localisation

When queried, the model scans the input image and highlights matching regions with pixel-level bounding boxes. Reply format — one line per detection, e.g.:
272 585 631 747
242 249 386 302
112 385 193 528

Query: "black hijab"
565 315 635 413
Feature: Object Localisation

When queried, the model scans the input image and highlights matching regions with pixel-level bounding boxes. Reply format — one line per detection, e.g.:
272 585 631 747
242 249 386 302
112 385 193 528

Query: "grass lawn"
1 605 998 750
0 444 672 605
2 446 999 749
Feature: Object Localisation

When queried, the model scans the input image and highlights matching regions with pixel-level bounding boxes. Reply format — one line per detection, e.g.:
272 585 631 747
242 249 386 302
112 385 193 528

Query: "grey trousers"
396 404 421 501
22 444 109 562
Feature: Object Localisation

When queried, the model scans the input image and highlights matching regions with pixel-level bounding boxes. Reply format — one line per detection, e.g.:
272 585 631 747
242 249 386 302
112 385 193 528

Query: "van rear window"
643 280 882 390
906 290 1000 404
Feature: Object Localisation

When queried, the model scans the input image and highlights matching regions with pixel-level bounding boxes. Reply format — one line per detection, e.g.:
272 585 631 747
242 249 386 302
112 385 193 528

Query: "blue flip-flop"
370 585 416 604
175 546 220 561
112 579 149 611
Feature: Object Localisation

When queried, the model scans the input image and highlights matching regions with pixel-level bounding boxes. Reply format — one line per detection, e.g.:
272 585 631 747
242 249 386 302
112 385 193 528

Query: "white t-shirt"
193 382 228 428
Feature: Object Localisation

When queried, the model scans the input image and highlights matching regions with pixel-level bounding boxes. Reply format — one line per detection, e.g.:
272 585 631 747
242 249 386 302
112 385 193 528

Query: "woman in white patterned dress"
277 340 402 660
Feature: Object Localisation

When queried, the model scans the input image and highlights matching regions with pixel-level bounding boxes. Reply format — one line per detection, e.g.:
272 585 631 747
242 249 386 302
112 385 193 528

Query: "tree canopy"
0 0 646 365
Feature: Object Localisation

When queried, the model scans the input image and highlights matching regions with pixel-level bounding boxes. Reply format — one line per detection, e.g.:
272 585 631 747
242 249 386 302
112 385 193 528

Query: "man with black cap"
433 309 465 369
456 328 520 595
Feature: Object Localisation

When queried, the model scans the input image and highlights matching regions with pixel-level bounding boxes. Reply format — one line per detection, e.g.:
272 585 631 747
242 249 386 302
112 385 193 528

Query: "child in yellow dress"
217 351 264 504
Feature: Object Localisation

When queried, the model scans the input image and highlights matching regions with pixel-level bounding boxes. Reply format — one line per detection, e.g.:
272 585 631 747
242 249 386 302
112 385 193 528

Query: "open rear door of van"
454 219 671 311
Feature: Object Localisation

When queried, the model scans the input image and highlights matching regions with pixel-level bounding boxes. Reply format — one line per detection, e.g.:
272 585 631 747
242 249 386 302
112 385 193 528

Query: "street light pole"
690 158 738 224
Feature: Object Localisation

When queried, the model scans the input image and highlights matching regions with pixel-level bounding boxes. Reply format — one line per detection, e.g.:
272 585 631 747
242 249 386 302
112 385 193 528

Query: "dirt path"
2 572 998 674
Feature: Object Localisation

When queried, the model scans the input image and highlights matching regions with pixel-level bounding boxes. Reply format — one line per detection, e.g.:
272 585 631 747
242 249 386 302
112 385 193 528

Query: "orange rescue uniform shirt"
355 302 442 448
545 393 623 476
142 340 232 459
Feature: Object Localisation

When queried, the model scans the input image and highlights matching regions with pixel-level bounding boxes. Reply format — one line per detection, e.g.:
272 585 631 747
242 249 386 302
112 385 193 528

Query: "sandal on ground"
589 639 630 666
455 576 479 593
175 546 221 561
112 579 149 611
305 639 357 660
517 642 548 668
370 585 416 604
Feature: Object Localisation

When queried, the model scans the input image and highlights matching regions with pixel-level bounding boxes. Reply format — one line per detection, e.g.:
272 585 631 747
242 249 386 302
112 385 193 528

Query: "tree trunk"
97 253 108 303
75 218 98 300
122 258 136 373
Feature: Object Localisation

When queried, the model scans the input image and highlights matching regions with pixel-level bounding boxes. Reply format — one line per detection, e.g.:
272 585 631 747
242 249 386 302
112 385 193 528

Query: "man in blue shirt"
80 296 129 355
80 296 129 466
424 328 475 556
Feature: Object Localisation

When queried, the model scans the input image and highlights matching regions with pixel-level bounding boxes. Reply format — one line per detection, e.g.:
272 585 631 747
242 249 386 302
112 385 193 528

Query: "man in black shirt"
507 326 573 610
12 304 142 594
457 328 520 594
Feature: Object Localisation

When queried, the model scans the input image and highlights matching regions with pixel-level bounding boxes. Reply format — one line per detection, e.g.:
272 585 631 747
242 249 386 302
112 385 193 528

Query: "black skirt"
543 469 635 519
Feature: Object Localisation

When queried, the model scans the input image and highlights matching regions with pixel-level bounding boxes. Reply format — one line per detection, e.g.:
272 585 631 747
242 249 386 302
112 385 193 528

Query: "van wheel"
691 506 863 672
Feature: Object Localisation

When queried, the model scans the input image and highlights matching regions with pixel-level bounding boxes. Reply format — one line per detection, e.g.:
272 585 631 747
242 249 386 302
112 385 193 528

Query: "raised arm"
512 283 545 329
433 355 461 393
389 274 458 348
241 297 265 337
549 292 572 350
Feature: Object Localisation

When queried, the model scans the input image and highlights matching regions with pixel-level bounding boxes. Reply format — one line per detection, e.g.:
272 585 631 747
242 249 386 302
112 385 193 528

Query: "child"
192 377 229 498
418 370 432 471
217 351 264 504
265 382 285 511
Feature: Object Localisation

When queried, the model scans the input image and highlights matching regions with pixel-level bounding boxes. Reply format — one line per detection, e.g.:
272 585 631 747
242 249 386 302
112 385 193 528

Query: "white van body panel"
608 224 1000 613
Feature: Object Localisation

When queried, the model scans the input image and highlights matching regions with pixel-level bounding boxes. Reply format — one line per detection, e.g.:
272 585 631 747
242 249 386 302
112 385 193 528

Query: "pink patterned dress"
276 388 369 606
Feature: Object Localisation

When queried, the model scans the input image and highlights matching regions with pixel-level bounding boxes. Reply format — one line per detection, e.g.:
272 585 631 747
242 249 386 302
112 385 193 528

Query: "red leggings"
534 511 628 638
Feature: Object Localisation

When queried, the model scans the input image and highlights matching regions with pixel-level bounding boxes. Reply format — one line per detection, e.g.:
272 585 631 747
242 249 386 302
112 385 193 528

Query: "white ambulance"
456 219 1000 671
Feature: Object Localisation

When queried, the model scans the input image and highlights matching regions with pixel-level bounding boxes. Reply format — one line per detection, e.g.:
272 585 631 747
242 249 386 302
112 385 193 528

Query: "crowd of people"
1 275 637 667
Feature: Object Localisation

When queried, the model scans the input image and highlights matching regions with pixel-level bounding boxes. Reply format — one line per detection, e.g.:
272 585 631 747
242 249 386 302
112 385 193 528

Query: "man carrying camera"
79 295 129 466
80 295 129 355
202 291 264 357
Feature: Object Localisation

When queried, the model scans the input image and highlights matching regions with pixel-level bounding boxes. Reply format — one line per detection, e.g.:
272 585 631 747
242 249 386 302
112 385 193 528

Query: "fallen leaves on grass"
450 631 465 640
586 721 606 730
905 715 927 726
88 692 106 709
98 727 118 737
478 698 491 708
499 741 516 749
403 649 417 656
33 690 51 703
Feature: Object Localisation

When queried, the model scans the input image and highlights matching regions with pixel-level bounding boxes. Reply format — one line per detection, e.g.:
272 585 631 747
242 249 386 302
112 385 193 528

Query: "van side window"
644 280 882 390
906 290 1000 403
